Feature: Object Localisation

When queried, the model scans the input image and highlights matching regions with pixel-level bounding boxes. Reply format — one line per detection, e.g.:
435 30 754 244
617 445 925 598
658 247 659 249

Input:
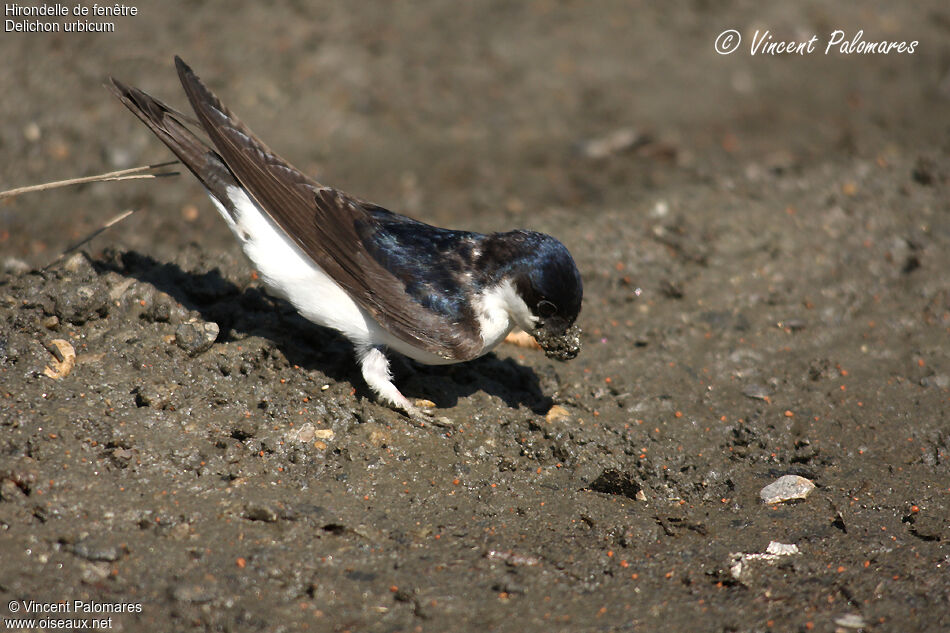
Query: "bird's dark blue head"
485 230 583 360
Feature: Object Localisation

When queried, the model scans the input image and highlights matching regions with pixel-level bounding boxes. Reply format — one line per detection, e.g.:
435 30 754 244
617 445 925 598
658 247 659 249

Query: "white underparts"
209 185 376 343
475 279 536 350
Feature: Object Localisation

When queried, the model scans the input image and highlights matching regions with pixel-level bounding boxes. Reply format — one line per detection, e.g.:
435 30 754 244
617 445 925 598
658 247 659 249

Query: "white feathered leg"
358 346 428 417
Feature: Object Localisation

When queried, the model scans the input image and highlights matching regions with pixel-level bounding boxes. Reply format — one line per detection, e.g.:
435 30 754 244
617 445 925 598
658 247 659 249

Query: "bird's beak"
533 323 582 361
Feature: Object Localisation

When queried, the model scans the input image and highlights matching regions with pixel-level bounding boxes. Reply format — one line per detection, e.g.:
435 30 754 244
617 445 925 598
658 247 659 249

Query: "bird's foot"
396 398 436 426
359 346 439 425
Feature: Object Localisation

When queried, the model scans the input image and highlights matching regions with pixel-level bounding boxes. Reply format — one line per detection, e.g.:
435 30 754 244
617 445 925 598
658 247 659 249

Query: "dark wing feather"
108 77 242 219
172 57 484 360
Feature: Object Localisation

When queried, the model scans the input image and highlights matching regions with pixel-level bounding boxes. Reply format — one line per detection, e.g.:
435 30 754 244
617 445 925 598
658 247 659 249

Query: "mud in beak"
533 324 582 361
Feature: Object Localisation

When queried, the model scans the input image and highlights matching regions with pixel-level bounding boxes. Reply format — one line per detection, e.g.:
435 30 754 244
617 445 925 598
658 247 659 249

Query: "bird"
109 56 583 417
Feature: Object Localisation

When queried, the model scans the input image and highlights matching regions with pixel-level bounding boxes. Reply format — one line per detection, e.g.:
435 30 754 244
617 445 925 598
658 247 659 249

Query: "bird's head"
486 230 583 361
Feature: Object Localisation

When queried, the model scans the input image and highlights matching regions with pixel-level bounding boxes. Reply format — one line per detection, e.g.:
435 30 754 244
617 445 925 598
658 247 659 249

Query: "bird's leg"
357 346 432 418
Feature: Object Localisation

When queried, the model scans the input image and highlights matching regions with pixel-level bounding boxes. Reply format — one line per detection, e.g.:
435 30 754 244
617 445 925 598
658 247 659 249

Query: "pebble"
23 121 41 142
171 582 216 604
62 252 95 275
1 457 38 493
3 257 31 275
764 541 800 556
729 541 800 583
588 469 641 500
175 319 219 356
52 283 109 325
0 479 23 501
760 474 815 504
71 538 124 562
486 550 541 567
112 448 134 461
431 416 455 428
742 384 771 400
545 405 571 422
580 127 643 159
296 424 333 443
366 426 391 448
777 318 807 333
834 614 866 629
79 561 111 584
921 374 950 389
244 503 279 523
296 423 316 443
132 381 176 409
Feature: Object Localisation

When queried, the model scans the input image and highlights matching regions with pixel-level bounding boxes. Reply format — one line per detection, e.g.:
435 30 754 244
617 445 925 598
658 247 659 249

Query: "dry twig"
0 160 178 200
43 209 139 270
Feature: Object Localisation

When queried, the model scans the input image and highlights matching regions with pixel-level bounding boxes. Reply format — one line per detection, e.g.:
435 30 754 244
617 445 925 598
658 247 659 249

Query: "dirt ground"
2 2 949 631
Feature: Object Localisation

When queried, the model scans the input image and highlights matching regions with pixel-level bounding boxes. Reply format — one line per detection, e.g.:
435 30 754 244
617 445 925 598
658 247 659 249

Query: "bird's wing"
173 57 484 360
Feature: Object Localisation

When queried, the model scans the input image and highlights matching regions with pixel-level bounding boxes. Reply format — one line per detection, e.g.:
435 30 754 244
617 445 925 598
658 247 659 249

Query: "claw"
401 402 434 427
408 400 436 417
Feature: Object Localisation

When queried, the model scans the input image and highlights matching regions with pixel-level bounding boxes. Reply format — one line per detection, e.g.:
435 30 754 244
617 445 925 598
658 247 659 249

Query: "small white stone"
295 423 316 443
765 541 799 556
23 122 41 142
3 257 30 275
650 199 670 218
760 474 815 504
729 541 800 583
834 614 866 629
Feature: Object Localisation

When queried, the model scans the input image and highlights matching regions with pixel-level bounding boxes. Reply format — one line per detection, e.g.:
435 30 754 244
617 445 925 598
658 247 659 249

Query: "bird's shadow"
95 248 555 416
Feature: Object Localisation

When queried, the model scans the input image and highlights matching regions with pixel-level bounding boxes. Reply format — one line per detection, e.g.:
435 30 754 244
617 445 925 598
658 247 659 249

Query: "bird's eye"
538 300 557 318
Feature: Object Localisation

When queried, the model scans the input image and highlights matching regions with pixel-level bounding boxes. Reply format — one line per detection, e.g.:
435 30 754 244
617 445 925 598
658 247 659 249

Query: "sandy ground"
1 2 949 631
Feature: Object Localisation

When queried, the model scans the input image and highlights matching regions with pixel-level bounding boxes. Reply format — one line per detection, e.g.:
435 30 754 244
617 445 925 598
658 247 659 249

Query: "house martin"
110 57 583 416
